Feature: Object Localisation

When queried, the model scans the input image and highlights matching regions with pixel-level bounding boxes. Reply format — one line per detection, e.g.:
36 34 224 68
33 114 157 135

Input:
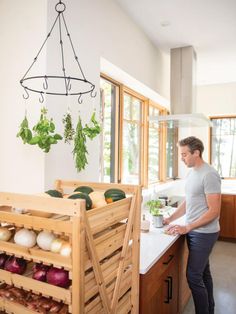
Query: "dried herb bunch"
62 111 75 144
73 116 88 172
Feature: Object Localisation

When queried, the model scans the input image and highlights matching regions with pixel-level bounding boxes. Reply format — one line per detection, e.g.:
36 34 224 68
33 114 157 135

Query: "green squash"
104 188 126 203
45 190 63 198
74 186 94 194
68 192 92 210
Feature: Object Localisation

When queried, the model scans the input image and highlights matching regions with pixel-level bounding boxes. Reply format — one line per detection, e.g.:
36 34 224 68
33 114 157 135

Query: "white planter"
152 215 163 228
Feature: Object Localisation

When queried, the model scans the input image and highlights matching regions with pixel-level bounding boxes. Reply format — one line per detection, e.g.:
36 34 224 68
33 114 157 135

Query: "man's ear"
194 149 200 157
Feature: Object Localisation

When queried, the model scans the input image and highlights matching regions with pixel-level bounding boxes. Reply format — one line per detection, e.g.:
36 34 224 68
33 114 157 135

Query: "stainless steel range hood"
152 46 212 127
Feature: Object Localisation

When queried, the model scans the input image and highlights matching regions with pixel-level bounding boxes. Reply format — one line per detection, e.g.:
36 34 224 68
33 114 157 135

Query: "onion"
0 253 9 269
60 242 71 257
4 256 27 274
50 238 64 253
32 263 49 273
0 227 12 241
46 267 70 288
37 231 56 251
14 228 37 248
32 264 49 282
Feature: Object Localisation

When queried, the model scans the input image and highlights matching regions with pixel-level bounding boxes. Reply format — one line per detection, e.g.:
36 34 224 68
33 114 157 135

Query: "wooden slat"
111 193 136 313
0 241 71 269
0 192 82 216
0 269 71 303
85 268 132 313
131 186 141 313
71 206 85 313
55 180 138 195
85 249 132 302
0 298 37 314
0 209 72 234
87 198 131 235
85 213 111 313
117 290 132 314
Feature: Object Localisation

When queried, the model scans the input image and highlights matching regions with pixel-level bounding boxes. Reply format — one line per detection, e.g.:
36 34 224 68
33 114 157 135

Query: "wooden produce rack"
0 180 141 313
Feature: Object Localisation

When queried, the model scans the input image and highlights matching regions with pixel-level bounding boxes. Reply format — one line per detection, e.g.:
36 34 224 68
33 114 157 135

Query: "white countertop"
139 211 186 274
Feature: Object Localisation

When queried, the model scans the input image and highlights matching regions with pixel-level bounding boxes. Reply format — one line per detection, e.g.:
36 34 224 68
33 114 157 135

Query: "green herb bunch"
17 115 32 144
83 111 102 140
17 107 62 153
62 111 75 144
73 116 88 172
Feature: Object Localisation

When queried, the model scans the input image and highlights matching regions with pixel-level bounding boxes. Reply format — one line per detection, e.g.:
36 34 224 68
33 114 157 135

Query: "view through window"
211 117 236 178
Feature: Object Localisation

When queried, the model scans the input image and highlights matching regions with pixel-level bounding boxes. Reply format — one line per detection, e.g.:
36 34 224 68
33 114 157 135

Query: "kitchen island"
139 214 191 314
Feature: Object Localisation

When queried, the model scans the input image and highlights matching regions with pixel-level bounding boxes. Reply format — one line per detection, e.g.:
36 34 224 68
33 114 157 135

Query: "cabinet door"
219 195 236 238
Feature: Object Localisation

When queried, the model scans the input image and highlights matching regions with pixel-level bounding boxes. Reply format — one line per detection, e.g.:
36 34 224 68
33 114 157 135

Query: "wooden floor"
182 240 236 314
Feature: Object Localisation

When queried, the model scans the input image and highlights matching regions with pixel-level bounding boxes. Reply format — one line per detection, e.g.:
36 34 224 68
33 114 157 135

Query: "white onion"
14 228 37 248
0 227 12 241
50 238 64 253
37 231 56 251
60 242 71 257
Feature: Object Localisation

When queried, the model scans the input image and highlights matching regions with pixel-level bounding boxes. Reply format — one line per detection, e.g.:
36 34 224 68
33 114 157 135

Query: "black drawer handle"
163 254 174 265
168 276 173 300
164 278 170 304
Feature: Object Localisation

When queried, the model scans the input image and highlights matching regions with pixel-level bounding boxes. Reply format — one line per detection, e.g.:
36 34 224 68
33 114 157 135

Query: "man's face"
180 145 199 168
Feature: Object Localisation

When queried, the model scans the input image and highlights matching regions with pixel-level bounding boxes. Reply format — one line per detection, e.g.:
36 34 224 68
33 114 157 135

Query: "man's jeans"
186 231 219 314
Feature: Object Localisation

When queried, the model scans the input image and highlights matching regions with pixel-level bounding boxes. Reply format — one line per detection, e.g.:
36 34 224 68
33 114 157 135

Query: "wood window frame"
100 73 171 187
209 115 236 179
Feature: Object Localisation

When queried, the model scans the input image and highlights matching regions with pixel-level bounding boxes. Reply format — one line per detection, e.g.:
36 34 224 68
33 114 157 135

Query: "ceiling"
114 0 236 85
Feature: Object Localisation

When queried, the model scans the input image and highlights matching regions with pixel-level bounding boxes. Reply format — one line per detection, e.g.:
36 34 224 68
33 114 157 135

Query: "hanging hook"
23 87 29 99
43 76 48 90
67 77 71 91
78 94 83 104
39 92 44 103
90 89 97 98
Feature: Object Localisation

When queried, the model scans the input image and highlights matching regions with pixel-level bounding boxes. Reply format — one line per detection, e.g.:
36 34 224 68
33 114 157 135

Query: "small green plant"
146 200 164 216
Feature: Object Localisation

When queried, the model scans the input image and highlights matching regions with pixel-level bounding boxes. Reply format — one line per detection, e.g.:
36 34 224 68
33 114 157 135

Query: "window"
148 105 160 183
100 74 175 186
166 127 178 179
121 91 144 184
210 116 236 178
100 77 119 182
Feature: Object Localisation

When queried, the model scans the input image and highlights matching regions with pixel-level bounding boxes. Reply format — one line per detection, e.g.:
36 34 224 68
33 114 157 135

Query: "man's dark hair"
178 136 204 158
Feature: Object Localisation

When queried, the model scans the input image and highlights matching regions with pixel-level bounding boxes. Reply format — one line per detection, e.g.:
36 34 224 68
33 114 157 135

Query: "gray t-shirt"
185 162 221 233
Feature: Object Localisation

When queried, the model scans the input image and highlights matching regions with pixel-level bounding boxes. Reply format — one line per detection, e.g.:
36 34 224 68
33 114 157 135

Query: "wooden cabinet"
219 194 236 239
140 236 190 314
140 238 182 314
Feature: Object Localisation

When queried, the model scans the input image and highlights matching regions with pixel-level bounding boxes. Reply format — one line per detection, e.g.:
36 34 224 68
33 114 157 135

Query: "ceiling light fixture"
20 0 96 104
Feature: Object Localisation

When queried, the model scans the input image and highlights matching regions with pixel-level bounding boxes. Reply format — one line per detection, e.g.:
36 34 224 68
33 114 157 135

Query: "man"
164 136 221 314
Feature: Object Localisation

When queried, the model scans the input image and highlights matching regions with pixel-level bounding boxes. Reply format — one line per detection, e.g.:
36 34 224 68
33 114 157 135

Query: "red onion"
32 263 49 282
32 269 48 282
0 253 9 269
32 263 49 273
4 256 27 274
46 267 70 288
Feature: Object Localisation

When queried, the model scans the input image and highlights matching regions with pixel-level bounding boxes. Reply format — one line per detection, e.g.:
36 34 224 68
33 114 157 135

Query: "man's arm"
163 200 186 225
167 193 221 235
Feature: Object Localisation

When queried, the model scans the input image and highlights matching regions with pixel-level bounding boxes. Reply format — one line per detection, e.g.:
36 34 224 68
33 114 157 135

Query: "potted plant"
146 199 164 228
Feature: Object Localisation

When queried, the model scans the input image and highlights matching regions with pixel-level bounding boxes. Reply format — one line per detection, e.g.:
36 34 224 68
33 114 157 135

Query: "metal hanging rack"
20 0 96 104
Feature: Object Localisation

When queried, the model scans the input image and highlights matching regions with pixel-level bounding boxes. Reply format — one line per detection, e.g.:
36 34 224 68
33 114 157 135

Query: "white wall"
0 0 47 193
44 0 170 189
0 0 170 192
